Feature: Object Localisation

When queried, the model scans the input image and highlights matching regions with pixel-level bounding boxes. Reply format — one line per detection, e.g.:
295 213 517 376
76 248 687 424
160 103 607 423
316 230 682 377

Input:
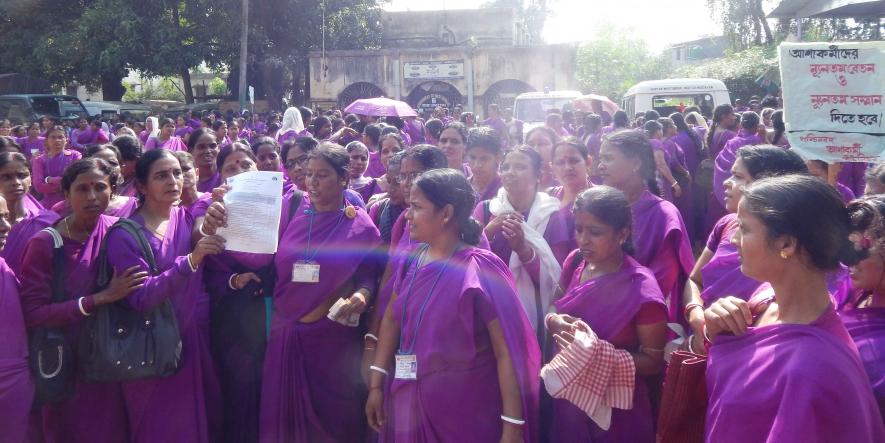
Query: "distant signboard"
404 61 464 80
779 41 884 162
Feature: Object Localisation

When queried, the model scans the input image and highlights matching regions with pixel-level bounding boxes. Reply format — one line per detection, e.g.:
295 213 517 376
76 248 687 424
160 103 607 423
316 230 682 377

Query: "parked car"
0 94 89 124
81 100 121 118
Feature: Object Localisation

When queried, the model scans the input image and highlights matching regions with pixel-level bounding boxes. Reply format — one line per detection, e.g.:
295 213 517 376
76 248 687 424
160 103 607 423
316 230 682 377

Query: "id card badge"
394 354 418 380
292 260 320 283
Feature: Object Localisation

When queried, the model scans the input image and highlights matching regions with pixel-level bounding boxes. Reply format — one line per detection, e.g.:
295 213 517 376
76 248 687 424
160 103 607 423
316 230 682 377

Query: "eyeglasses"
285 156 309 169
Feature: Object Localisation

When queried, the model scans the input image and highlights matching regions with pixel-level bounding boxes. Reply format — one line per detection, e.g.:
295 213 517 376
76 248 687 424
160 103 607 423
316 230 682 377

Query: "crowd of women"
0 98 884 443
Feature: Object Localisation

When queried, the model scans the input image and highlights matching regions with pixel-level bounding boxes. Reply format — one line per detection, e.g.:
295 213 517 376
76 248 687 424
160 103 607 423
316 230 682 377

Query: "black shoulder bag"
28 227 74 406
78 218 182 381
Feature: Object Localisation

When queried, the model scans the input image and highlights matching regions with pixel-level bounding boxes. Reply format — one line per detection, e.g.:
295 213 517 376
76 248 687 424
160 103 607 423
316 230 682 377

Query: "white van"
622 79 730 118
513 90 582 133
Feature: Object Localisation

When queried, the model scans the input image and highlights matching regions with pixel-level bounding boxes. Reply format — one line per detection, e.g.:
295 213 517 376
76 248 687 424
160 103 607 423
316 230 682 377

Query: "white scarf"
489 187 562 332
146 116 160 139
280 107 305 134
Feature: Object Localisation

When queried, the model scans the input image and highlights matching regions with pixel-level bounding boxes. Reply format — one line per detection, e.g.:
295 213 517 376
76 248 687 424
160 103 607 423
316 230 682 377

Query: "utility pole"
238 0 249 111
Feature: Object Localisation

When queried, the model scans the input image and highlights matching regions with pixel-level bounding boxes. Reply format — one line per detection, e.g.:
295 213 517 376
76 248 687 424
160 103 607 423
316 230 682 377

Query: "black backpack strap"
40 227 66 303
483 200 492 226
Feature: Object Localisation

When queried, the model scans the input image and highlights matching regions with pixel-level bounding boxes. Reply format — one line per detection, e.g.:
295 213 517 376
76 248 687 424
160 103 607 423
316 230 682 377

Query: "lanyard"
398 246 455 354
303 205 345 262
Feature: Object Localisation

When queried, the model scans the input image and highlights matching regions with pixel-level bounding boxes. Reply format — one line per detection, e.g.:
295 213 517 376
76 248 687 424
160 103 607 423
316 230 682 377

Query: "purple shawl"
672 131 703 175
106 206 221 443
387 246 540 442
404 119 425 145
841 307 885 420
144 136 187 151
707 129 735 163
0 257 33 443
706 315 885 442
32 150 83 208
1 207 59 276
15 136 45 160
552 253 664 442
197 172 222 193
174 126 193 138
631 191 694 322
260 192 381 442
700 213 761 305
353 178 383 204
712 129 762 207
276 128 309 145
19 215 129 443
838 162 868 197
474 175 502 202
365 151 386 178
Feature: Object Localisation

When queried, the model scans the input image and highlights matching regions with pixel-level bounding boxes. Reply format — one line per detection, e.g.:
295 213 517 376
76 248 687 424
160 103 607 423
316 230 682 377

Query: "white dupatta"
489 187 562 332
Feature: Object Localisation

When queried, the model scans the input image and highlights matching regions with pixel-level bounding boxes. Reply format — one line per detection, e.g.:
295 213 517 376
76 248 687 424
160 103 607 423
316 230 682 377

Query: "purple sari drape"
385 247 540 442
631 191 694 322
197 173 222 193
15 136 45 160
551 254 664 442
0 257 33 443
706 310 885 442
700 214 762 305
32 150 82 208
260 192 382 442
105 207 221 443
366 151 386 178
1 203 59 276
19 215 129 443
838 162 868 197
841 307 885 421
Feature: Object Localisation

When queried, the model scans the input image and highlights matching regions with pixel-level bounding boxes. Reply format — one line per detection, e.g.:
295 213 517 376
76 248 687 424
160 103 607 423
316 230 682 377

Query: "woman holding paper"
205 144 382 442
104 149 225 442
544 186 667 443
196 143 276 443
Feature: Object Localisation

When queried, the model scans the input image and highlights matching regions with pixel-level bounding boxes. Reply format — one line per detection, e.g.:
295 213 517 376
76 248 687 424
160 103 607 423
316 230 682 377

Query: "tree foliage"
676 46 777 100
707 0 773 50
574 22 671 102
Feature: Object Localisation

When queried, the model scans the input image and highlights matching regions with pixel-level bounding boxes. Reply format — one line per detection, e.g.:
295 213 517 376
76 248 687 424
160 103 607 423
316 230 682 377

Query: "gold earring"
780 251 788 259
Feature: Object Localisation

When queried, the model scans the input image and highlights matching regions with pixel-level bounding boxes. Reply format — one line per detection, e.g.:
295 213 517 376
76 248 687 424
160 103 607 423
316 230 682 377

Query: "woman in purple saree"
683 146 808 351
19 159 149 443
188 128 223 193
703 175 885 442
839 195 885 419
212 145 383 442
0 152 59 275
595 130 694 323
546 186 667 442
366 169 540 442
0 195 33 443
105 149 225 442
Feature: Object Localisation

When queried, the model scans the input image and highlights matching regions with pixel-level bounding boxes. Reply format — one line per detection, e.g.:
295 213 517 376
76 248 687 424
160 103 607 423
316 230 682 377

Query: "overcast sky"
385 0 725 53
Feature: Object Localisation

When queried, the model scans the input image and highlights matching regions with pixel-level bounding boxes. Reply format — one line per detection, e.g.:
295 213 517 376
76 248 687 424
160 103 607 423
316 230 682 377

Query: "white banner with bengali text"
779 41 885 162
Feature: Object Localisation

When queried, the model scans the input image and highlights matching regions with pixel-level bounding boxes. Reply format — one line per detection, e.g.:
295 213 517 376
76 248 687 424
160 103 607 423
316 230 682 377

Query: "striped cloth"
540 327 635 430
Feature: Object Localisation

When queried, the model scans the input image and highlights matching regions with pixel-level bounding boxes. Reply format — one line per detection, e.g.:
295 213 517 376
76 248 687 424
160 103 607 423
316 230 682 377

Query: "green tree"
707 0 774 50
676 46 777 100
574 23 671 102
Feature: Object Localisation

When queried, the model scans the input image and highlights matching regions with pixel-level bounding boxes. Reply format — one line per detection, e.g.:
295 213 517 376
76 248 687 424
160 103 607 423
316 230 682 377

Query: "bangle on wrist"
500 415 525 426
671 181 679 188
369 365 388 376
187 253 198 272
78 297 91 316
199 222 212 237
228 273 239 290
683 303 704 323
364 333 379 342
703 324 712 344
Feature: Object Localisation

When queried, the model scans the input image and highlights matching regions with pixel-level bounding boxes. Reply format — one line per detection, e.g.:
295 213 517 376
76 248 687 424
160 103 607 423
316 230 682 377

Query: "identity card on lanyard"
292 260 320 283
395 246 453 380
291 206 346 284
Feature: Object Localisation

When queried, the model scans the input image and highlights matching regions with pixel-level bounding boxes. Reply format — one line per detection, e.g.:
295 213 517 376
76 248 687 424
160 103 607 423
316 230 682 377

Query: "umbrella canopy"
572 94 619 115
343 97 417 117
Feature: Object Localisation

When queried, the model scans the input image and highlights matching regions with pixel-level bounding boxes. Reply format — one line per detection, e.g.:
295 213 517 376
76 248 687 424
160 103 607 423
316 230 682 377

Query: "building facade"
309 7 578 117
